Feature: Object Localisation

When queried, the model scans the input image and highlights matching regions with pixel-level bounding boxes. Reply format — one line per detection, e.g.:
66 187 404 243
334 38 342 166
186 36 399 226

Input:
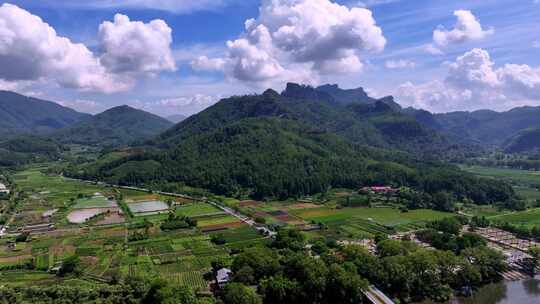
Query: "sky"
0 0 539 116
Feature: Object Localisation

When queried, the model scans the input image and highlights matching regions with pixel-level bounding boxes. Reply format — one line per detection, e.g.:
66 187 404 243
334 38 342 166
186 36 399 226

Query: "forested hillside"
69 85 515 207
504 128 540 153
0 91 90 136
53 105 173 147
406 106 540 149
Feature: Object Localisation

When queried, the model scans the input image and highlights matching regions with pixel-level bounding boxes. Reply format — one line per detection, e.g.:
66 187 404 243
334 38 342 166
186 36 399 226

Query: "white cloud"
385 59 416 69
143 94 220 116
191 56 226 72
433 10 494 47
423 44 444 55
396 48 540 112
57 99 108 114
0 3 129 93
0 4 177 94
99 14 176 74
193 0 386 86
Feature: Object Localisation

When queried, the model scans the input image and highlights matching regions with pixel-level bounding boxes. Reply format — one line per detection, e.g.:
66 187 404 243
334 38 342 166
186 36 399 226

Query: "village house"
216 268 232 287
0 182 9 195
360 186 398 194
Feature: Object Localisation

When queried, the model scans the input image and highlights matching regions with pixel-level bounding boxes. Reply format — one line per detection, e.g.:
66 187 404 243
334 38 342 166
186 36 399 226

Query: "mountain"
405 106 540 148
159 83 447 155
53 105 173 147
68 83 514 205
166 114 188 123
504 128 540 153
0 91 90 136
0 135 63 167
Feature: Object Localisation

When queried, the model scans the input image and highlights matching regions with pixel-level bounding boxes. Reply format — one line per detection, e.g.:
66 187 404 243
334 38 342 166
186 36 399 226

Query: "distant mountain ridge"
0 91 90 136
53 105 173 146
405 106 540 151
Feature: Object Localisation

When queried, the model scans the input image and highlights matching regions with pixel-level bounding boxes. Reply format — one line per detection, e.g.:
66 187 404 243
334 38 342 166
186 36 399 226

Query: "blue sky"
1 0 539 116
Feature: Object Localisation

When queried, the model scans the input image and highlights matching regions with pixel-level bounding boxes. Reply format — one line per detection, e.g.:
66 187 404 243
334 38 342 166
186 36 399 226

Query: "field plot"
128 200 169 216
176 203 223 217
461 165 540 204
12 167 107 208
490 208 540 227
293 207 452 237
67 208 119 224
72 196 117 209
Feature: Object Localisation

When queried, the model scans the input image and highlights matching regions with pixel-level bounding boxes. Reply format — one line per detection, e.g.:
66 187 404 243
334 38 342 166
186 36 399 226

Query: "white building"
216 268 232 287
0 183 9 195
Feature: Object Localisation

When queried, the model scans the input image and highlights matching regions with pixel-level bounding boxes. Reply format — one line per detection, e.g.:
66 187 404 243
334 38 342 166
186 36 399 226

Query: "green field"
489 208 540 227
460 165 540 185
292 207 452 238
461 165 540 206
12 166 106 208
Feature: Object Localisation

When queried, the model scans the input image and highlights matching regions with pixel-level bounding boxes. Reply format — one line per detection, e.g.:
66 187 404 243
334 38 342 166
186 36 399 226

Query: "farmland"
461 165 540 204
0 164 268 292
489 208 540 227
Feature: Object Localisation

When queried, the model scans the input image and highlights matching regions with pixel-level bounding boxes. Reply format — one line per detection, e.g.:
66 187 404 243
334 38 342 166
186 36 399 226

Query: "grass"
489 208 540 227
197 215 240 227
293 207 451 226
175 203 222 217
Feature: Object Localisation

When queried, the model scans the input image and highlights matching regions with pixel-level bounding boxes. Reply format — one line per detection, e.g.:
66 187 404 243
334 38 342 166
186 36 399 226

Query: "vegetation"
52 105 173 147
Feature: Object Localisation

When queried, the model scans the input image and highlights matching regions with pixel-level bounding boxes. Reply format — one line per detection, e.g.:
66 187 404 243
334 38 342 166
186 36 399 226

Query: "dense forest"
67 91 514 210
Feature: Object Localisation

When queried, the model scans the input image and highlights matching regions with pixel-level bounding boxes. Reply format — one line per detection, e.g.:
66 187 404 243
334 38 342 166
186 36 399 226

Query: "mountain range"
65 83 513 204
2 86 540 153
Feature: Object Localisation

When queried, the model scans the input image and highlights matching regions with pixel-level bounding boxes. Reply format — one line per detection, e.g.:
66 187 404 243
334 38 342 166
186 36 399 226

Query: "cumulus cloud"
191 56 226 72
385 59 416 69
0 3 130 93
0 4 176 94
143 94 220 116
396 48 540 112
433 10 494 47
99 14 176 74
193 0 386 85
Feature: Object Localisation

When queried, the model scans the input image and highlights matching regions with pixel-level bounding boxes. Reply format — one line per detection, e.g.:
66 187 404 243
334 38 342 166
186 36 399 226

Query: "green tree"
221 283 262 304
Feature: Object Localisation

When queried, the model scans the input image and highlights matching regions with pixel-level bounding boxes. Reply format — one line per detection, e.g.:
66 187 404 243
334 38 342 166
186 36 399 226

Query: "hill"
159 83 448 156
0 91 90 136
0 135 63 167
69 84 513 205
504 128 540 153
53 105 173 147
405 106 540 148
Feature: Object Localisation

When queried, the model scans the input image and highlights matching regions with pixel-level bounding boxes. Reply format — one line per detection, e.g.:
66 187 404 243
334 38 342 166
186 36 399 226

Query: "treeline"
67 118 517 210
217 227 506 304
0 277 206 304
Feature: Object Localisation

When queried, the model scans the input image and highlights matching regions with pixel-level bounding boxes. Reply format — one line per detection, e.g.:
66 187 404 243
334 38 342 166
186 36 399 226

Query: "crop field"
72 196 117 209
292 207 452 237
12 167 107 208
460 165 540 185
489 208 540 227
176 203 223 217
461 165 540 204
128 200 169 215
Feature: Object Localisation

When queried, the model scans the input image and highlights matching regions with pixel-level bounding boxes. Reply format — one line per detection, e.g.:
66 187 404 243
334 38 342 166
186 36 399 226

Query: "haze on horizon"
0 0 539 117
